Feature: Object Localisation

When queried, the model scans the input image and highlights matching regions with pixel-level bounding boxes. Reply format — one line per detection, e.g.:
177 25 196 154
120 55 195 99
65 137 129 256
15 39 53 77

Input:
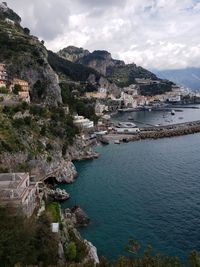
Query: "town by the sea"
60 108 200 261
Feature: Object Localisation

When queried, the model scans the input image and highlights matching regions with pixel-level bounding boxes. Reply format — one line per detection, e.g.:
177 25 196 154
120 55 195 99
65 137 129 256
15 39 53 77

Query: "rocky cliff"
0 4 62 105
58 46 90 63
58 46 173 95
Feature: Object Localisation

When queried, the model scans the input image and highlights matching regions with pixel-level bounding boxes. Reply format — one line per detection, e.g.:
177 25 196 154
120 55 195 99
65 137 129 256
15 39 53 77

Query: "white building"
74 115 94 129
121 92 138 108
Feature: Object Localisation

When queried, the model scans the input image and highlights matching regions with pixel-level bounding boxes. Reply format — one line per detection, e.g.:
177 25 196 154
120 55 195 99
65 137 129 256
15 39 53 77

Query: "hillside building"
9 78 30 102
74 115 94 130
0 173 39 217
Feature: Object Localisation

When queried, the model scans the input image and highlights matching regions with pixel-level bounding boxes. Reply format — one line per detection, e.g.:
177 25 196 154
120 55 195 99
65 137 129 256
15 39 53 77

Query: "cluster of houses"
85 80 191 116
0 63 30 102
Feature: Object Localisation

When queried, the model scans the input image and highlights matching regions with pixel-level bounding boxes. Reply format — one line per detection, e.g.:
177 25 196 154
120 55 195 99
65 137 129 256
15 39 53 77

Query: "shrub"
0 86 8 94
65 242 77 261
13 84 22 95
46 202 61 222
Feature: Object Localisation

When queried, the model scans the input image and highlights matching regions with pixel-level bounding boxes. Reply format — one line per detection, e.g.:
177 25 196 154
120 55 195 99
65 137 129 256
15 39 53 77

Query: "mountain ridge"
155 67 200 91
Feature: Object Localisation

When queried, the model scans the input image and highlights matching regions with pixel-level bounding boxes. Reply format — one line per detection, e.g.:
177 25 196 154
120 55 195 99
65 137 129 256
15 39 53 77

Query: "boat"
171 110 175 115
128 116 134 121
178 117 183 120
114 140 120 144
99 137 109 145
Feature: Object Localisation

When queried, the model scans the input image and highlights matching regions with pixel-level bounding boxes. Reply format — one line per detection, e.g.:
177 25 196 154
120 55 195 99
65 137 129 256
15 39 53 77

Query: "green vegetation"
60 83 99 123
0 205 59 266
66 241 77 261
0 86 8 94
48 50 100 82
66 229 89 263
108 64 157 88
0 102 78 157
13 83 22 94
139 82 173 96
46 201 61 222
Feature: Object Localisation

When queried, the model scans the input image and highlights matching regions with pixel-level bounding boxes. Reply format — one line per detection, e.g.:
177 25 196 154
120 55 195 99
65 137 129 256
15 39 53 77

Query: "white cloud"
6 0 200 70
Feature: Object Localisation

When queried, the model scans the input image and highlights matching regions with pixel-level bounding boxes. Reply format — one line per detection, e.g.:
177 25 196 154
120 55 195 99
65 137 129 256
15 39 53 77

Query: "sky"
6 0 200 70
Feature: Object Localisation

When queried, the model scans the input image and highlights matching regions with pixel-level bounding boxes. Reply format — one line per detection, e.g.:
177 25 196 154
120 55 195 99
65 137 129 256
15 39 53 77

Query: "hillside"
0 3 62 105
155 67 200 91
48 50 101 84
58 46 173 95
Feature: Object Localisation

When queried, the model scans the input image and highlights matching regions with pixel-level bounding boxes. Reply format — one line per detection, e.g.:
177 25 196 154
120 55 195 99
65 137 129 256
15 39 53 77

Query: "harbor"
94 105 200 144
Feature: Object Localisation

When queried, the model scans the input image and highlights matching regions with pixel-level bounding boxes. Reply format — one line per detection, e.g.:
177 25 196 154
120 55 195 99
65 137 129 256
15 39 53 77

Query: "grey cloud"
7 0 70 39
5 0 200 69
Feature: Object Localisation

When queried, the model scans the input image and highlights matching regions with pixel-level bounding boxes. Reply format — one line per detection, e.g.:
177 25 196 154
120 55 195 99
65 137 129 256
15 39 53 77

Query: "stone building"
10 78 30 102
0 173 39 217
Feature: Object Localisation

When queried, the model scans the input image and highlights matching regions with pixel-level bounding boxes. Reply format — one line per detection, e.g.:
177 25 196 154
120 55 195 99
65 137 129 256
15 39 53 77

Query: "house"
74 115 94 129
95 102 108 115
10 78 30 102
0 63 7 88
0 173 39 217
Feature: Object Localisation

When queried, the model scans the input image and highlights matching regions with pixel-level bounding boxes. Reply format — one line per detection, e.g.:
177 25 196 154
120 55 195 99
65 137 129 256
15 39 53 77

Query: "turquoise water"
61 134 200 261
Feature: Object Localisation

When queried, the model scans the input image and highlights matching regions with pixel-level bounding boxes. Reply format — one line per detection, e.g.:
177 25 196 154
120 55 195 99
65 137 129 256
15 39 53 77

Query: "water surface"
60 134 200 261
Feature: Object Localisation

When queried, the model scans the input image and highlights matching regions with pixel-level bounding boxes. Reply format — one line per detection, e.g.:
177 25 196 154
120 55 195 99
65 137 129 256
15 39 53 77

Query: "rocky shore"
59 206 99 265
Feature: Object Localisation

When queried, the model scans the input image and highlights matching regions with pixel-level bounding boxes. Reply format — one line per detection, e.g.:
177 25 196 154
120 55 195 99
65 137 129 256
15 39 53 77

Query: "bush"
46 202 61 222
13 84 22 95
65 242 77 261
0 86 8 94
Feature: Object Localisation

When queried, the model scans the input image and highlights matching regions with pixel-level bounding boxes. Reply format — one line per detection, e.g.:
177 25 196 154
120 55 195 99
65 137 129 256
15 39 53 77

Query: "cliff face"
0 2 21 24
58 46 173 95
58 47 125 76
58 46 90 63
0 4 62 105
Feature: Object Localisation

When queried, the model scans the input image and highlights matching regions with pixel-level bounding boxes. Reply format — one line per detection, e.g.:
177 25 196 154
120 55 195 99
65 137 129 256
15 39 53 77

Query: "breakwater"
104 120 200 143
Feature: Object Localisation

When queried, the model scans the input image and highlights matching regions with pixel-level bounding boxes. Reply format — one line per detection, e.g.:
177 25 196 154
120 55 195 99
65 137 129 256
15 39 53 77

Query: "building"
0 173 39 217
74 115 94 129
95 102 108 115
10 78 30 102
0 63 7 87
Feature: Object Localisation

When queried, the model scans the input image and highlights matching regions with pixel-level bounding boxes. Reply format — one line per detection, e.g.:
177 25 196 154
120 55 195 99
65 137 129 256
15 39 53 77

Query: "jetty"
101 120 200 143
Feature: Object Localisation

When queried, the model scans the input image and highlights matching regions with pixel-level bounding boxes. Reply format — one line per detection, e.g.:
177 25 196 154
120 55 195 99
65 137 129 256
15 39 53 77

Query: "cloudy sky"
6 0 200 70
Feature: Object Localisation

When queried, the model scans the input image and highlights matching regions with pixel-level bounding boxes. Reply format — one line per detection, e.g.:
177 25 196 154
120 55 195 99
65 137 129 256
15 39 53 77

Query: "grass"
46 201 61 223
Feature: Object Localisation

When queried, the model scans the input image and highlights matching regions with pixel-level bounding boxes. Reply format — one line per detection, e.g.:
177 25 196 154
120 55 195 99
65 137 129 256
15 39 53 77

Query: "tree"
23 27 30 35
13 84 22 95
66 242 77 261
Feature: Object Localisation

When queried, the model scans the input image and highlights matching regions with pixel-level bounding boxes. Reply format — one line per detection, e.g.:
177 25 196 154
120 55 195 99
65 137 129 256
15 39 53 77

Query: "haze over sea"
61 111 200 261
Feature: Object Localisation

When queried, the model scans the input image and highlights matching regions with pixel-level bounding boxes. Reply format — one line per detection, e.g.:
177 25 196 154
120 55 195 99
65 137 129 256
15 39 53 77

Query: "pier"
102 120 200 143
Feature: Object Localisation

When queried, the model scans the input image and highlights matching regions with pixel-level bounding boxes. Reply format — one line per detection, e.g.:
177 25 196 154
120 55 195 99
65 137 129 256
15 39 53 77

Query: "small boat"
114 140 120 144
171 110 175 115
100 137 109 145
178 117 183 120
128 116 134 121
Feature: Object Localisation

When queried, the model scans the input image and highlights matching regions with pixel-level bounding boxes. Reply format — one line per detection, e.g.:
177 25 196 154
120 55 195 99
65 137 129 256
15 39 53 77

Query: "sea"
60 106 200 261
